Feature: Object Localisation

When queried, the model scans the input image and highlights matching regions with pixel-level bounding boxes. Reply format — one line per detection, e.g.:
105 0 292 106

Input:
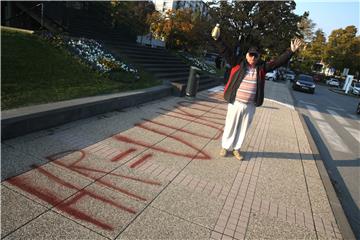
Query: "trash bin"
186 66 201 98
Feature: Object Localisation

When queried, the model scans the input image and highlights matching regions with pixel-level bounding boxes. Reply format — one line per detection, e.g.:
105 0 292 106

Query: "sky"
294 1 360 38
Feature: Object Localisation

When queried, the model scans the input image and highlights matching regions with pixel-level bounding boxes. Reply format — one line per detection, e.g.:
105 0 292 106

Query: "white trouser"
221 100 256 151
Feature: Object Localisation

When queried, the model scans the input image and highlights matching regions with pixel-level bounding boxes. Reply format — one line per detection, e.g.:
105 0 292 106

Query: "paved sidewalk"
1 81 343 239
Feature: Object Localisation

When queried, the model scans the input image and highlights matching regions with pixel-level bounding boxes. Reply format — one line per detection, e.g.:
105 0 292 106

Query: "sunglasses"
248 52 259 58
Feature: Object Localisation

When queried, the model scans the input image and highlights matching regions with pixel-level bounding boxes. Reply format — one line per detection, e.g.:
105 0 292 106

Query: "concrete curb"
1 85 172 140
287 82 356 239
1 26 35 34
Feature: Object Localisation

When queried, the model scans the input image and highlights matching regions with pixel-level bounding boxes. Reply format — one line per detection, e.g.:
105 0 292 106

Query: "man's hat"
247 46 259 54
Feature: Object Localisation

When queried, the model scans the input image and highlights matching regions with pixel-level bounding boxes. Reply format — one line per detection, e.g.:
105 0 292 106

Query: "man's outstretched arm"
265 38 303 72
211 24 237 66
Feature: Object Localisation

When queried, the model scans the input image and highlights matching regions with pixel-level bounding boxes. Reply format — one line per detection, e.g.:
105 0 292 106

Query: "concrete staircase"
102 40 221 96
14 2 65 33
65 8 220 96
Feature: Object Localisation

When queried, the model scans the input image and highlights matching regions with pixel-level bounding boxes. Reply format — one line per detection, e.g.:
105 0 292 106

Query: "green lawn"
1 29 160 110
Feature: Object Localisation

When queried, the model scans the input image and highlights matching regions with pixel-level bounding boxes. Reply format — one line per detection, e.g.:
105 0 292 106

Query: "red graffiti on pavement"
7 164 137 231
129 153 153 168
111 148 136 162
6 98 225 231
153 113 223 140
140 118 218 140
177 101 226 116
49 151 159 201
159 107 224 126
114 130 211 160
5 147 164 230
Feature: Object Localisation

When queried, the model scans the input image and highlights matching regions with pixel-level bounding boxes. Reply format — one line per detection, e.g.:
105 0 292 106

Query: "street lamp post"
40 3 44 29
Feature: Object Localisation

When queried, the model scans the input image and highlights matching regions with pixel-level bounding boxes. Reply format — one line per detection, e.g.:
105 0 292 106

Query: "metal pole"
41 3 44 29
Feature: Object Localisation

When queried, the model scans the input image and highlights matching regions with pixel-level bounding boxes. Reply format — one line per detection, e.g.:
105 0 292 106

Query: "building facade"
154 0 208 17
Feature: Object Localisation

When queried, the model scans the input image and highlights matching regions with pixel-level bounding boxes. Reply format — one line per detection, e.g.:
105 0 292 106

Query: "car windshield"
354 83 360 88
299 75 313 82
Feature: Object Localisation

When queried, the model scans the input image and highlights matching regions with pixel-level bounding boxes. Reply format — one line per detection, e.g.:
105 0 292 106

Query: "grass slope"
1 29 160 110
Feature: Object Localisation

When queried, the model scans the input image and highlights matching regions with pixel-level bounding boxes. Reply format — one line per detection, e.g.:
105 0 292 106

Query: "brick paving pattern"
1 83 343 239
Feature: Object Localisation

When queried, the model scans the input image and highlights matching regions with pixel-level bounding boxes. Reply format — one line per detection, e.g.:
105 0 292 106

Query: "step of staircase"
144 66 190 72
102 40 219 96
155 71 189 79
140 61 186 67
118 50 177 58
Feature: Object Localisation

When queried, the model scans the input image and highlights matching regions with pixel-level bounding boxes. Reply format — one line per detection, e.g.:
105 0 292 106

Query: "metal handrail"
3 3 42 23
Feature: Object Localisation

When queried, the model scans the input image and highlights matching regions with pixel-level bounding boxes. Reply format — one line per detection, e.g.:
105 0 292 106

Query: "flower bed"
38 31 139 78
66 39 138 76
178 52 216 74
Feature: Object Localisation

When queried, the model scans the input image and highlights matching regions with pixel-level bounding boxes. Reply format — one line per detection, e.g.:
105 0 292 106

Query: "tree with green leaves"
147 9 210 51
207 1 302 59
147 9 193 49
108 1 155 39
324 26 360 75
297 11 316 43
296 29 326 73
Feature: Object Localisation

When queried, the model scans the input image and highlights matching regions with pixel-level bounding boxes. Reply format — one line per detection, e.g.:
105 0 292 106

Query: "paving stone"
246 212 317 239
3 210 106 240
3 163 91 208
1 83 343 240
117 206 210 240
1 186 47 238
1 144 46 181
150 183 223 228
53 182 146 239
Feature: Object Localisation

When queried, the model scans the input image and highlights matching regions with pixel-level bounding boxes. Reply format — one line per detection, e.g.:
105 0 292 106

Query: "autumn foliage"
147 9 209 51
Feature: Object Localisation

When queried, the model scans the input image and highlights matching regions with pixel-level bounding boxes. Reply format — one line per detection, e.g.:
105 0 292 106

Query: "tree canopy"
297 11 316 43
325 26 360 75
301 29 326 63
298 25 359 75
107 1 155 38
207 1 302 58
147 9 210 51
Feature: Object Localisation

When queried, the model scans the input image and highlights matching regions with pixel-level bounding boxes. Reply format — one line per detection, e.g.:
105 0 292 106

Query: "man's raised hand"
291 38 303 52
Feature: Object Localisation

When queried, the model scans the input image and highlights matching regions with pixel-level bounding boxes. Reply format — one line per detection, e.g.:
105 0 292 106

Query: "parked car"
357 102 360 114
292 74 316 94
326 78 340 87
284 70 296 81
265 70 278 81
325 78 333 84
352 82 360 96
313 73 325 82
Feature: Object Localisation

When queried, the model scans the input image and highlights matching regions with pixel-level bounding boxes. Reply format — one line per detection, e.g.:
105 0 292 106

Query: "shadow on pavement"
1 98 184 181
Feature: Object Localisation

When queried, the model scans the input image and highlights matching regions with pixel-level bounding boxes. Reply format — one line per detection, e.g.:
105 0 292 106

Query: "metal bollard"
185 66 201 98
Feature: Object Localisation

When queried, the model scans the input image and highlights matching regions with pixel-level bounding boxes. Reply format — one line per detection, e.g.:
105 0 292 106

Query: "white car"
327 79 340 87
352 82 360 95
285 70 296 81
265 70 278 81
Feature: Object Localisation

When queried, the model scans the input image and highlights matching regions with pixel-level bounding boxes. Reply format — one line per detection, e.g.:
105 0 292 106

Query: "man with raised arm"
211 24 302 160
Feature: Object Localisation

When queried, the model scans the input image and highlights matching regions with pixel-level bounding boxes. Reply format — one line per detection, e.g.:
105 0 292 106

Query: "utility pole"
41 3 44 29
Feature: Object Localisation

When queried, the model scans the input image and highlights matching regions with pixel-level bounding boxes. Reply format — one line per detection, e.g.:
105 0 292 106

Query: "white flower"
64 37 139 74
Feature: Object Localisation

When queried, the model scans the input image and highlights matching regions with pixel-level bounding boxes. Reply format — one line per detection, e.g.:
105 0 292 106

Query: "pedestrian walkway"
1 81 343 239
